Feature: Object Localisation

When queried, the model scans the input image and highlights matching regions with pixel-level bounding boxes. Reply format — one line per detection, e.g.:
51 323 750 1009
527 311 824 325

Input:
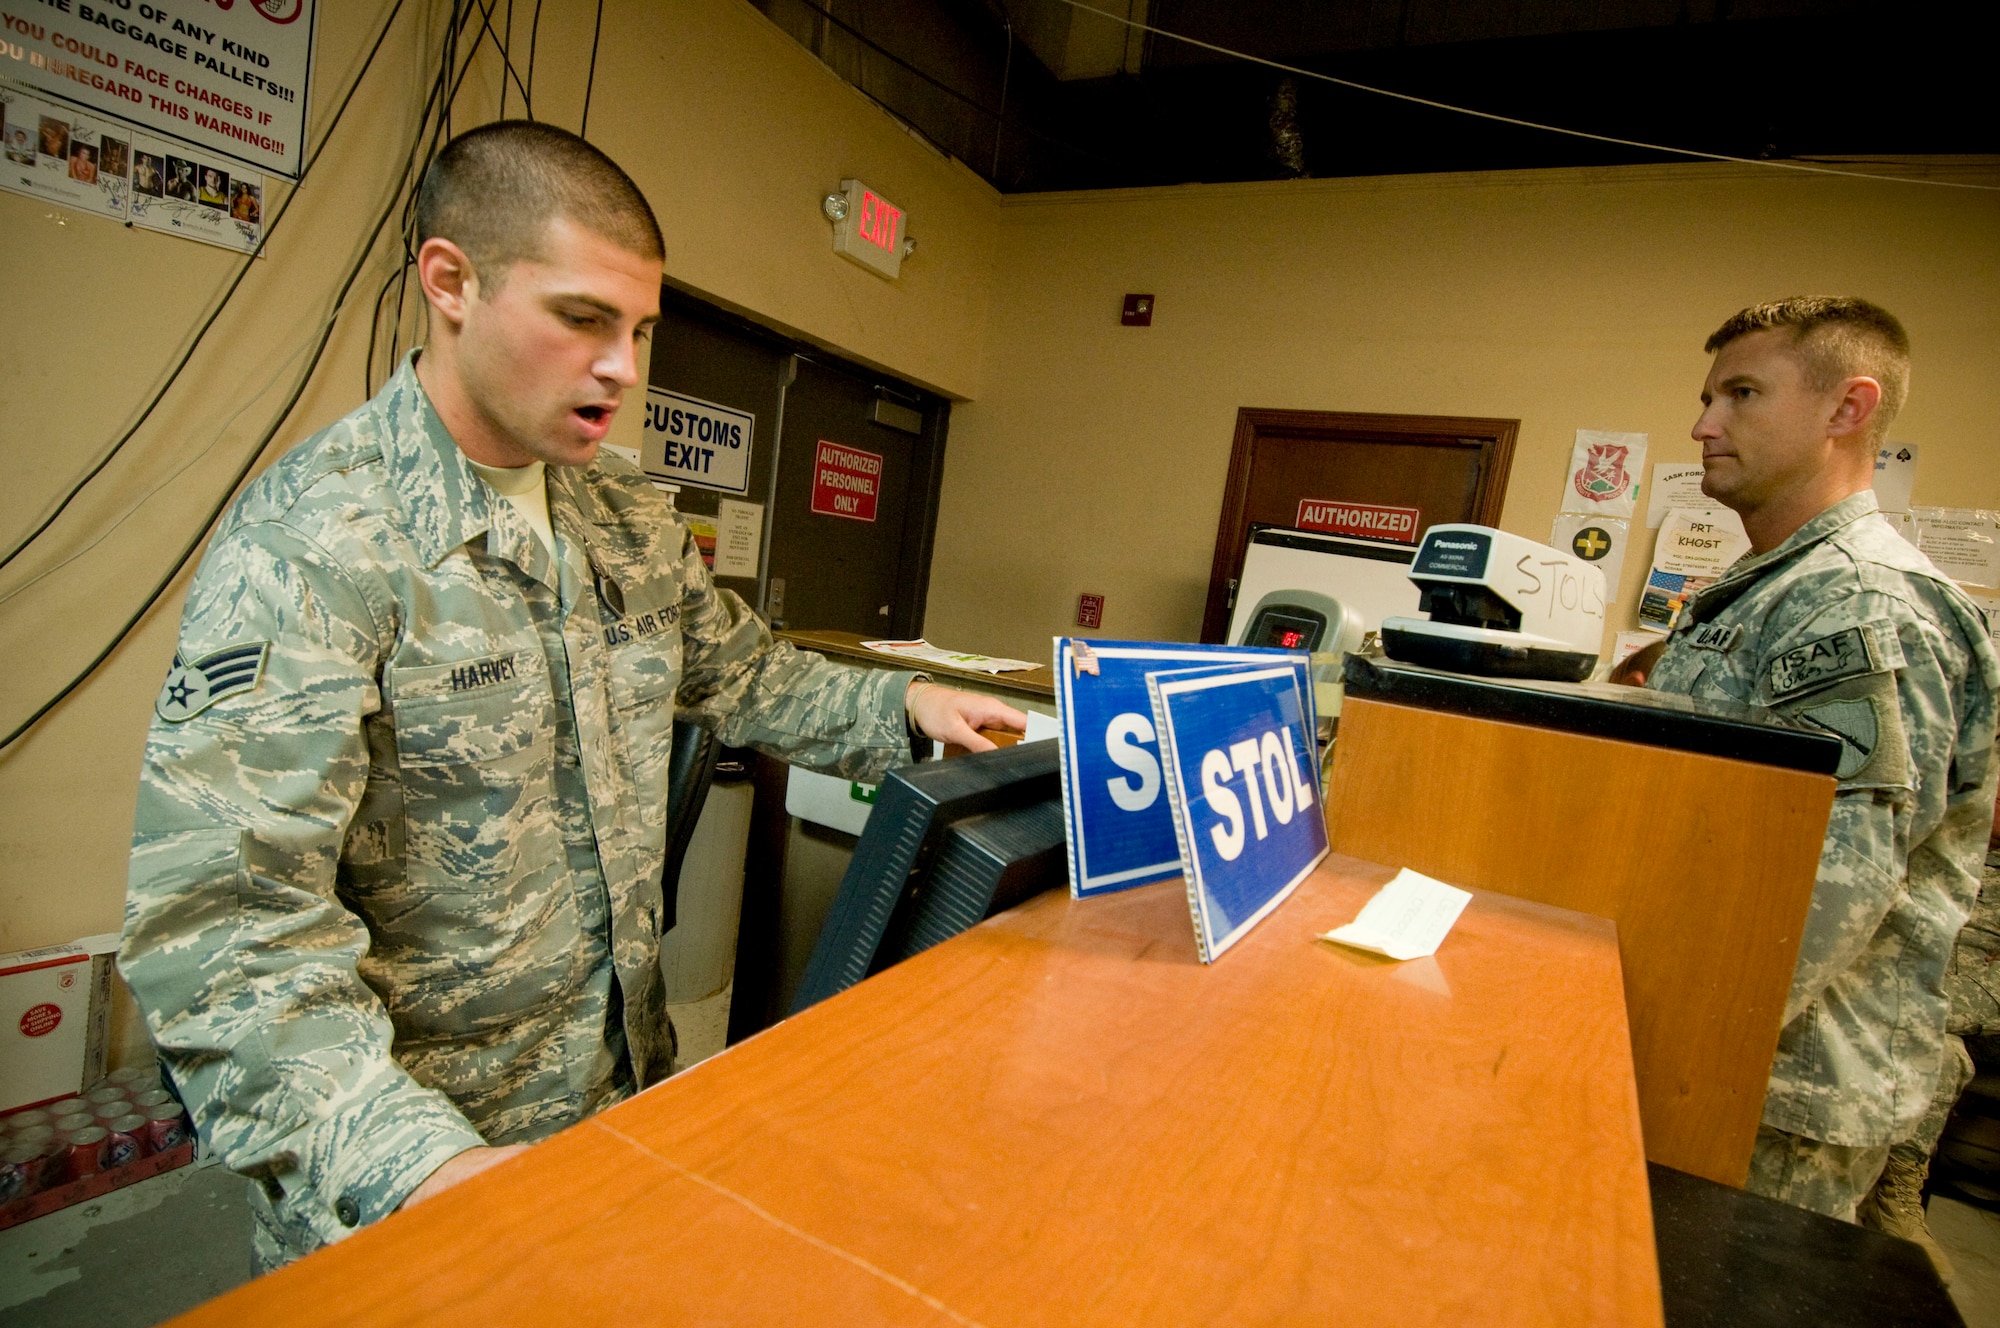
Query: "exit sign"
832 178 907 279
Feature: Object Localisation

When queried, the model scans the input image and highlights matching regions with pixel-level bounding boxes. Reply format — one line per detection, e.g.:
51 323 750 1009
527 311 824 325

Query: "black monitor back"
789 740 1067 1014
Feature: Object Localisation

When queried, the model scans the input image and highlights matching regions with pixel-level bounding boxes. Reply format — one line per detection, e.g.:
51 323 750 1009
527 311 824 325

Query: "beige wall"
926 164 2000 662
3 0 1994 1007
0 0 1001 968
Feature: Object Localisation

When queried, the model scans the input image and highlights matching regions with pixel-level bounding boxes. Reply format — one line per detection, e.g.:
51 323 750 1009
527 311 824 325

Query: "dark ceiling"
751 0 1999 192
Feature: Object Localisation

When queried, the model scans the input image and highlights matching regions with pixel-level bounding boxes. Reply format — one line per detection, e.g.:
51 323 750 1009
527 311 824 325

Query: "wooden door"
1200 410 1517 642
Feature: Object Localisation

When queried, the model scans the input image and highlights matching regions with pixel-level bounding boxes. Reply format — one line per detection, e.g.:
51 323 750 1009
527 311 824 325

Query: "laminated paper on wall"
1561 430 1648 520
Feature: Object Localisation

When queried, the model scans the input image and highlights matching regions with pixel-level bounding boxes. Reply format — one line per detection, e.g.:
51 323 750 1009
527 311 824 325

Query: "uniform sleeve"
1761 595 1940 1023
668 523 922 783
121 522 483 1251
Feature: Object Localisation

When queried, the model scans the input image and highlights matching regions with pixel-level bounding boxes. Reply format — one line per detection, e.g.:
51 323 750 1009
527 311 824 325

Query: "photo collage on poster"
1 81 266 255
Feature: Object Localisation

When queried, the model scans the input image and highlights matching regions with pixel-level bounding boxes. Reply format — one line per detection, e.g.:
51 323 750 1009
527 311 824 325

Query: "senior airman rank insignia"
156 642 270 722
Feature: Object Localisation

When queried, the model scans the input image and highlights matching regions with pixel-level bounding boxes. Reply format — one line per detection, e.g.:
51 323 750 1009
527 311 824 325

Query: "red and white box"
2 935 119 1114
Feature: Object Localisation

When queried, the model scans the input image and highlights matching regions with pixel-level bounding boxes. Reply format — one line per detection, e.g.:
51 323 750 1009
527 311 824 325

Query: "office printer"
1380 525 1606 682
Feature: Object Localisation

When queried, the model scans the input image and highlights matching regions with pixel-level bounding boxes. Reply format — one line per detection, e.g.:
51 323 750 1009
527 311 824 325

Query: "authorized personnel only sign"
810 440 881 522
642 388 753 495
1296 499 1420 542
0 0 317 179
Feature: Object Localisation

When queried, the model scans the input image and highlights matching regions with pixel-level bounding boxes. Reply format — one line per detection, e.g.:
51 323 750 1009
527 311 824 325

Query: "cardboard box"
1 933 119 1113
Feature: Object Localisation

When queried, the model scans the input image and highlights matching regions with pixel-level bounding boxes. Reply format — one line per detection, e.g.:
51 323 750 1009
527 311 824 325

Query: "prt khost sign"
811 441 881 522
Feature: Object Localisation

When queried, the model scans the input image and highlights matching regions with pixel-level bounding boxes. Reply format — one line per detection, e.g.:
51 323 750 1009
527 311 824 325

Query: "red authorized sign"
1295 499 1421 543
811 440 883 523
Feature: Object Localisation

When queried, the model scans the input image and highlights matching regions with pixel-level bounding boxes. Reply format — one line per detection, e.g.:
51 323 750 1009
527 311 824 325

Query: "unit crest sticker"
157 643 270 722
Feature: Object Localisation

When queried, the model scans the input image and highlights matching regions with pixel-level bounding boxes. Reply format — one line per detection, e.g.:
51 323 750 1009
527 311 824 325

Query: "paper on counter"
1321 868 1472 962
861 639 1041 673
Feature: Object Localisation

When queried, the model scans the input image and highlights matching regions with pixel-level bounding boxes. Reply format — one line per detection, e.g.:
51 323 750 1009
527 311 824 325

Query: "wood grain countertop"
172 855 1661 1327
778 629 1057 699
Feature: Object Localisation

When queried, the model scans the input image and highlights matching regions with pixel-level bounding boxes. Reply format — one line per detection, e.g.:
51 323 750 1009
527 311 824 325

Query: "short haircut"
415 120 663 285
1705 297 1911 440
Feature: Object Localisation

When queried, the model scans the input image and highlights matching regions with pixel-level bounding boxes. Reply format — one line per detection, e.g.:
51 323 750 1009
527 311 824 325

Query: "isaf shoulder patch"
157 642 270 722
1768 626 1876 700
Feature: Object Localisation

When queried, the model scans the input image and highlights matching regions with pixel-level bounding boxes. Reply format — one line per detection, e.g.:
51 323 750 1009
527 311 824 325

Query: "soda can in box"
0 1143 37 1200
4 1109 52 1135
54 1112 95 1134
63 1125 109 1180
91 1099 134 1122
11 1124 55 1149
85 1087 126 1108
47 1098 88 1119
106 1067 150 1089
143 1104 189 1154
131 1089 172 1111
104 1115 146 1168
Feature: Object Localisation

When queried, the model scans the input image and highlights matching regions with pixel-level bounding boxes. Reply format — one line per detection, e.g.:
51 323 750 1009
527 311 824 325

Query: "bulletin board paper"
1873 443 1920 514
1910 508 2000 589
1551 514 1630 604
1562 430 1648 519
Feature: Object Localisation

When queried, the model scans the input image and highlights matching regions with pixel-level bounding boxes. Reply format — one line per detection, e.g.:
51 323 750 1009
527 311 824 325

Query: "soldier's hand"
1608 638 1667 687
906 681 1028 753
400 1143 532 1210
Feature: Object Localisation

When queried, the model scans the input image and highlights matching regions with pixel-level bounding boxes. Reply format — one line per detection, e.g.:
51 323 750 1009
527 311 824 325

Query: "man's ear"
415 237 480 332
1826 375 1883 441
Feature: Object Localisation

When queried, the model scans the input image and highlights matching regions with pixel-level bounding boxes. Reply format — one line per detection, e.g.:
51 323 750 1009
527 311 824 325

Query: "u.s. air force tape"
156 642 270 722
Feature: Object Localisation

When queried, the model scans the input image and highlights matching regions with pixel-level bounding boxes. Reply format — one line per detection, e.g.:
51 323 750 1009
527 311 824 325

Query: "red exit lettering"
859 190 902 252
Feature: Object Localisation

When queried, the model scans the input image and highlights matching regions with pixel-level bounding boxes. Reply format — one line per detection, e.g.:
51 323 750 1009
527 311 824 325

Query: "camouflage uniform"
122 355 921 1265
1648 491 2000 1219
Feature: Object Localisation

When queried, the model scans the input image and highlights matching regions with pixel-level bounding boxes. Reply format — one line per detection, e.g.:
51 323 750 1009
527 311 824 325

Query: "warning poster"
810 440 881 522
0 0 316 179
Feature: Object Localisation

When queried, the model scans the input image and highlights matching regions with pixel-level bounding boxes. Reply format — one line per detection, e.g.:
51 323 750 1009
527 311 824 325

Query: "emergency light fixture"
826 178 909 280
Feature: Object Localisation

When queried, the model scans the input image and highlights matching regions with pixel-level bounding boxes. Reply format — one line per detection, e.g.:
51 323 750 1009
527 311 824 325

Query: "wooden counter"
778 628 1056 700
175 857 1661 1327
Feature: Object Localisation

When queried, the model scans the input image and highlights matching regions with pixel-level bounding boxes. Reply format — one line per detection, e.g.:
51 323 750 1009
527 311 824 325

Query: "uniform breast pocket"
387 651 560 893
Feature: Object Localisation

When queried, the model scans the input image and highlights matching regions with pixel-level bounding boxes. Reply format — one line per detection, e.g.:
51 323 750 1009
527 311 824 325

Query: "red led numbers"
859 191 902 252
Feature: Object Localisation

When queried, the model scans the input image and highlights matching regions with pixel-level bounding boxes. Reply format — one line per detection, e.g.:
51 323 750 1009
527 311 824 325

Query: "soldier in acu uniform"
120 122 1025 1269
1624 297 1999 1221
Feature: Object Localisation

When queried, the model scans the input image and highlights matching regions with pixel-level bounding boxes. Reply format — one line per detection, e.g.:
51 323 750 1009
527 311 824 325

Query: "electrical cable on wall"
580 0 605 139
0 0 418 577
1042 0 2000 192
0 0 546 753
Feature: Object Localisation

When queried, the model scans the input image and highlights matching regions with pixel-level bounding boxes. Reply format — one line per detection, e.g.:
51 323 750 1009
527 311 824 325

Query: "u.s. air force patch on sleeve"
157 643 270 722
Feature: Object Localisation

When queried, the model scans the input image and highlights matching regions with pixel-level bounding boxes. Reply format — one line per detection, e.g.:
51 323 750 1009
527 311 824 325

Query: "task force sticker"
157 643 270 722
1688 622 1741 653
1769 627 1875 700
1795 698 1880 780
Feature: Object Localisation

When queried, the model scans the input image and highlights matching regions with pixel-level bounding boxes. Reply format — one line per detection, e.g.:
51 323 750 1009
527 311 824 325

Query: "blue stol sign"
1054 638 1316 898
1147 663 1328 962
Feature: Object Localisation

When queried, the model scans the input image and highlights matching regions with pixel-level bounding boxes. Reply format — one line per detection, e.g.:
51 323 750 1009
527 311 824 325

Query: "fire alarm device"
829 179 908 280
1076 593 1105 628
1121 294 1154 326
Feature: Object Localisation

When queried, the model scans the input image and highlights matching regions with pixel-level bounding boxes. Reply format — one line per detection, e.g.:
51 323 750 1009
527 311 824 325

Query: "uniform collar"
1683 489 1880 625
376 351 495 570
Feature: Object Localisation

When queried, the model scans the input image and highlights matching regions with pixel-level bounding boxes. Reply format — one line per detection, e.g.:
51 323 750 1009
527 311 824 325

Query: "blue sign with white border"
1147 663 1328 962
1054 638 1316 898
